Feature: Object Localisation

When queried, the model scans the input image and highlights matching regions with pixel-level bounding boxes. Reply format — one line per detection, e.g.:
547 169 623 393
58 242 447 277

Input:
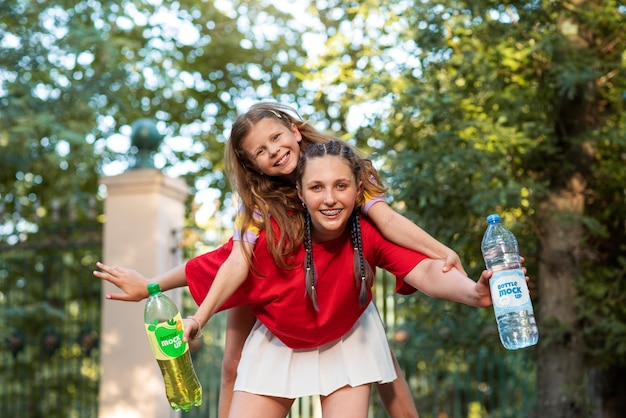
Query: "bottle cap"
147 283 161 296
486 214 501 224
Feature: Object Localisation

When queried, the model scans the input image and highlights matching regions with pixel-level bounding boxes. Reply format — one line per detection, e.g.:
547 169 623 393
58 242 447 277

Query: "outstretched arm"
182 240 253 342
404 258 529 308
93 262 187 302
404 259 493 307
368 202 466 275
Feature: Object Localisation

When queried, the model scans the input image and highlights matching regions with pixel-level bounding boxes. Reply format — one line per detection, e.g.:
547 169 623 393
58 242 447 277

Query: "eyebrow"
304 177 352 186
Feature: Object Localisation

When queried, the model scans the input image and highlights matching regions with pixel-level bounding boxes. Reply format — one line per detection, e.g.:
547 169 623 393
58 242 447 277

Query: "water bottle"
144 283 202 411
481 214 538 350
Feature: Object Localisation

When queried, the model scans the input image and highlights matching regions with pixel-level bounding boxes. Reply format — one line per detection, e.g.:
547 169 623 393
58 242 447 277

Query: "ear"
297 186 304 202
291 123 302 142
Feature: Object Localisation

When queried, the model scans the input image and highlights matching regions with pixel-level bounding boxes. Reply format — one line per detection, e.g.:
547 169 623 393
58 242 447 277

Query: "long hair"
224 102 386 268
298 140 376 310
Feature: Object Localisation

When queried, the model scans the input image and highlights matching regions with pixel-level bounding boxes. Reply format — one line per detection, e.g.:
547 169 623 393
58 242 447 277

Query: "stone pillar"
98 168 188 418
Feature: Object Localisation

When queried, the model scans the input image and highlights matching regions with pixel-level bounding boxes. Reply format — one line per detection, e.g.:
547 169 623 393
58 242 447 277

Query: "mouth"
320 209 342 216
274 151 290 167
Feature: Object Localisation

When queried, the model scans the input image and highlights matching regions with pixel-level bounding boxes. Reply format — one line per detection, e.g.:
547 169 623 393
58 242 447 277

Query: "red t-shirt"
186 218 427 349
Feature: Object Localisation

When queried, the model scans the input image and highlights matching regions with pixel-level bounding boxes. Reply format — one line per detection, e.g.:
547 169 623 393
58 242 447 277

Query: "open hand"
93 262 150 301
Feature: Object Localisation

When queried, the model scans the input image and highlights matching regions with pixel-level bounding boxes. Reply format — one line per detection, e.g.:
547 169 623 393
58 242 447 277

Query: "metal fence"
0 221 102 418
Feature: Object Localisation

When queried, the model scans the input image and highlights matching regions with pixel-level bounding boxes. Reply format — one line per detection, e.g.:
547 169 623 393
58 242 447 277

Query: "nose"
323 190 336 206
269 145 280 157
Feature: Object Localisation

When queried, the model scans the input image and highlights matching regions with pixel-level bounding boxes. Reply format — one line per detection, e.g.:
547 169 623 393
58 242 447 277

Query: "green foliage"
385 290 538 418
3 0 626 415
0 0 309 229
302 0 626 413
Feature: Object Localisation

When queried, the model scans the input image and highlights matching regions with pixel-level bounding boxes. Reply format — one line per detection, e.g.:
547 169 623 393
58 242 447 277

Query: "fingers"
478 269 493 283
105 293 135 301
182 320 195 343
93 262 122 284
93 262 145 302
518 257 530 282
441 259 452 273
95 261 118 275
93 269 118 286
93 270 133 301
442 254 467 276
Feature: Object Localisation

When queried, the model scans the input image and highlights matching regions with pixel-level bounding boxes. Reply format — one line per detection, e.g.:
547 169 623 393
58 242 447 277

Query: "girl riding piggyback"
96 102 466 418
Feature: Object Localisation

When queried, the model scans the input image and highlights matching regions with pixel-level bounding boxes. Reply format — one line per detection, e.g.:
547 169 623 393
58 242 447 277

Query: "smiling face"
240 118 302 177
298 155 361 242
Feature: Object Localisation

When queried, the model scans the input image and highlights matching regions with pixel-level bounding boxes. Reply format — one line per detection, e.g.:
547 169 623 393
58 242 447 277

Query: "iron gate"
0 221 102 418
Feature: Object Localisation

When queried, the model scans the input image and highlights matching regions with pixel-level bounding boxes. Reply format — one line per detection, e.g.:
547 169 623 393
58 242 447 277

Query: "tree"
303 1 626 416
0 0 308 230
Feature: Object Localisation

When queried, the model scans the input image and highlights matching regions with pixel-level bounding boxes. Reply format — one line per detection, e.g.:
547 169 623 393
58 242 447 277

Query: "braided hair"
298 140 375 310
350 210 374 307
303 210 319 310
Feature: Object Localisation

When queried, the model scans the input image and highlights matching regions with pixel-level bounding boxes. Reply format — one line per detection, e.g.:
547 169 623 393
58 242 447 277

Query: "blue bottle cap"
486 214 501 224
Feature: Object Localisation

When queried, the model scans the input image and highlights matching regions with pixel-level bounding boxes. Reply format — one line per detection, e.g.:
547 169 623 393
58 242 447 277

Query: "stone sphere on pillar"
130 118 163 169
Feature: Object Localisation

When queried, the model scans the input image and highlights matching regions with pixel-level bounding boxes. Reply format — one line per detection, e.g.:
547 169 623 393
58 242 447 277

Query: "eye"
336 183 348 190
311 184 322 192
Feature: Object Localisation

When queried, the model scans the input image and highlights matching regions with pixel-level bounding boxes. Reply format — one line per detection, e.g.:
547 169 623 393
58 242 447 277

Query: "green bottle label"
145 312 188 360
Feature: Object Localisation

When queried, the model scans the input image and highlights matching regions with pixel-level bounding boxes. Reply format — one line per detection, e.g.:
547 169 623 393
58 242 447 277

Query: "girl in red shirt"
95 103 467 417
182 140 496 417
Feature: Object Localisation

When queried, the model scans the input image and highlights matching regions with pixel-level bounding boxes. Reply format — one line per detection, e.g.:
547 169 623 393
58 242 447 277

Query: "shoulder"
360 216 384 241
359 216 424 264
359 216 394 257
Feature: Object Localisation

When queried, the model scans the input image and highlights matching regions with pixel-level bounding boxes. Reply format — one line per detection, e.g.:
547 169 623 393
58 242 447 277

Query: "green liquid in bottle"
157 351 202 411
145 283 203 411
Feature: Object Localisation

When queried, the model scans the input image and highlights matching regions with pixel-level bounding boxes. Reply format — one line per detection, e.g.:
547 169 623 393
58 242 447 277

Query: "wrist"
186 315 203 339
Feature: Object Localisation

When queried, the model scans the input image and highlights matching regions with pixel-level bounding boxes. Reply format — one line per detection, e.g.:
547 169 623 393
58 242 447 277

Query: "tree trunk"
535 7 605 414
536 174 586 417
588 366 626 418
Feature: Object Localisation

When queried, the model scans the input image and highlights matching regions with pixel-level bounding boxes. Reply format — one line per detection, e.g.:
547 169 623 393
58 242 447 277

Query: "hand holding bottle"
474 257 529 308
481 214 538 350
182 315 203 343
145 284 202 411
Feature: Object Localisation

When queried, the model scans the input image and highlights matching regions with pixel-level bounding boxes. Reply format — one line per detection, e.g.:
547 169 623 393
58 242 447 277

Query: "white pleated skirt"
234 302 396 398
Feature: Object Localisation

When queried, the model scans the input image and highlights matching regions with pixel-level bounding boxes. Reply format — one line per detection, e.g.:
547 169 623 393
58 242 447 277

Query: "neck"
311 224 348 244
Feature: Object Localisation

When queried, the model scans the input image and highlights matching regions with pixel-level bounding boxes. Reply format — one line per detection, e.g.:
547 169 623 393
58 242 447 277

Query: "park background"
1 0 625 417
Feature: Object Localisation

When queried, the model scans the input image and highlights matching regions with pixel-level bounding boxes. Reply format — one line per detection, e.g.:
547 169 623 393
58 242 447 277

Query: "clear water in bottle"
481 214 538 350
145 283 202 411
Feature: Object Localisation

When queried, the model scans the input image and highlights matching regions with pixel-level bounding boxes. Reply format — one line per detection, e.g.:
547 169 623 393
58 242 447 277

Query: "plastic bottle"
144 283 202 411
481 214 538 350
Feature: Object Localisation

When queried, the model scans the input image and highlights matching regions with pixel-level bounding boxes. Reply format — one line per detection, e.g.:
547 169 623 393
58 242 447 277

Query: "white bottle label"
489 269 532 316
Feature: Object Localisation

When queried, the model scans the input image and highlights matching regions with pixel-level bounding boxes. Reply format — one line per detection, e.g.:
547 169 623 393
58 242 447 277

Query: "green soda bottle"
144 283 202 411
